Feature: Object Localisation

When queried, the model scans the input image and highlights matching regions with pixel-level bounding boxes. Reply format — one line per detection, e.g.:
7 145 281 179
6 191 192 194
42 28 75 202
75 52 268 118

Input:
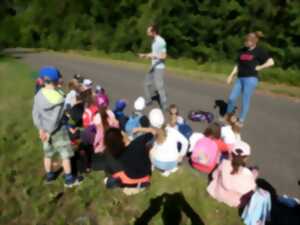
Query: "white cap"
221 125 236 145
82 79 93 90
232 141 251 156
95 85 102 92
134 96 146 111
149 108 165 128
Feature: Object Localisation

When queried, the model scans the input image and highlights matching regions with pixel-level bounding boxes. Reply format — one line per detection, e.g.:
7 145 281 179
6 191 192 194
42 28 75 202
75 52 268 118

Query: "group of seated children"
32 66 276 224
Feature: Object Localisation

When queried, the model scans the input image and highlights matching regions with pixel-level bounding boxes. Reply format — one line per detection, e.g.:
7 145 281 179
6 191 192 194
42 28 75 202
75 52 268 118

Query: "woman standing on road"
225 32 275 127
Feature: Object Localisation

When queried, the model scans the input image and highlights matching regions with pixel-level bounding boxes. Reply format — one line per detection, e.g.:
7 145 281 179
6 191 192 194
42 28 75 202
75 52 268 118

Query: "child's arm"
133 127 156 135
215 139 230 153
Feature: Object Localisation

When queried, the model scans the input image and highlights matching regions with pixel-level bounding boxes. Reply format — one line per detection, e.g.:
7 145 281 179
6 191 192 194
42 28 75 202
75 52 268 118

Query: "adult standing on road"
139 25 168 110
225 31 275 127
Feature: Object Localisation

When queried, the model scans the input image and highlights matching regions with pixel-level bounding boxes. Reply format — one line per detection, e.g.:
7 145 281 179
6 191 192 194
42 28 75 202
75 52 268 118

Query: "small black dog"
214 99 237 117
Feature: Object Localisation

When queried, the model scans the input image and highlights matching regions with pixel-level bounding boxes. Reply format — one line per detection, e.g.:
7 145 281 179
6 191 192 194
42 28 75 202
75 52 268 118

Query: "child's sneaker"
64 174 83 188
161 170 171 177
161 167 178 177
170 167 178 174
123 187 145 196
45 172 57 184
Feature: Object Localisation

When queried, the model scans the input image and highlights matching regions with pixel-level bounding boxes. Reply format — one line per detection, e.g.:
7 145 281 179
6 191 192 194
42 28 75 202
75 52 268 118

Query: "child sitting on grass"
146 108 189 177
168 104 193 139
103 128 154 195
207 141 257 207
190 123 230 174
32 66 82 188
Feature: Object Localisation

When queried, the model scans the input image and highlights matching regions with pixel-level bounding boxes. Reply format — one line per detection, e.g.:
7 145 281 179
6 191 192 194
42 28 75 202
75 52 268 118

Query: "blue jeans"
226 77 258 122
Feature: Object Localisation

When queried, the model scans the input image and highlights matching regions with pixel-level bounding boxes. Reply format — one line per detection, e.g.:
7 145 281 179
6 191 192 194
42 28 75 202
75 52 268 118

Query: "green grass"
0 57 243 225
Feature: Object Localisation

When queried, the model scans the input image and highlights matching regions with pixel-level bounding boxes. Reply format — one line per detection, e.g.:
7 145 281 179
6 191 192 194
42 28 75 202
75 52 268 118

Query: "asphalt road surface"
11 49 300 198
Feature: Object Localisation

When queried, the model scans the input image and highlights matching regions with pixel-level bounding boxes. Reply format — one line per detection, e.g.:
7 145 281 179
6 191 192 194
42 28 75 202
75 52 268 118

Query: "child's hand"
69 127 77 134
132 128 140 134
39 129 49 142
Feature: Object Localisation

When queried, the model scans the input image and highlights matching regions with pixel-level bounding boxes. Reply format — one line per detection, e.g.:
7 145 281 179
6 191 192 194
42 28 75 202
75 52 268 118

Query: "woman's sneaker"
64 174 83 188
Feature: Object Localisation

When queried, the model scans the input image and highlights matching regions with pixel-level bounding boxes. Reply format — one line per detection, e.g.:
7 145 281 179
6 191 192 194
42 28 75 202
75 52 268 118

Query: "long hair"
80 89 95 107
99 106 109 131
155 124 167 144
231 149 247 175
246 31 264 44
104 128 125 158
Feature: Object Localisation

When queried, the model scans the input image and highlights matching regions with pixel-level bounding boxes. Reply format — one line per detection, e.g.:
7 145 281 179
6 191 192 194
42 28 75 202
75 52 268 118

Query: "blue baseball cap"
114 99 127 111
38 66 60 82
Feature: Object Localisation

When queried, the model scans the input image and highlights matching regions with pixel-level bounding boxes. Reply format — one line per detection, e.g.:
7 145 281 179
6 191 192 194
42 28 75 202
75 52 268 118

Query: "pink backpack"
191 137 219 173
96 93 109 108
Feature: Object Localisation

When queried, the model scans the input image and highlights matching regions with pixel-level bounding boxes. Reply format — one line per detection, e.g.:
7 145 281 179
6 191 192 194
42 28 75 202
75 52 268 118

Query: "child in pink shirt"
207 141 257 207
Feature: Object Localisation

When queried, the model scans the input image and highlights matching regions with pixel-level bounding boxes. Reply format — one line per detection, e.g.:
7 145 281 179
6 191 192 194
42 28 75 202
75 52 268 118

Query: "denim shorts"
153 160 177 171
43 127 74 160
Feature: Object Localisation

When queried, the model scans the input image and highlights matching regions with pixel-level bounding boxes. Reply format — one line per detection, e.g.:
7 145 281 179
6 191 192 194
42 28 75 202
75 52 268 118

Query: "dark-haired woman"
207 141 257 207
225 31 274 127
103 128 154 195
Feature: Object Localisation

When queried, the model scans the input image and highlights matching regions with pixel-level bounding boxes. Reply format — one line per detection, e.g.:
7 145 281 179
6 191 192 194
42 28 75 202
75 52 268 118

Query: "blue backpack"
125 114 142 136
178 123 193 139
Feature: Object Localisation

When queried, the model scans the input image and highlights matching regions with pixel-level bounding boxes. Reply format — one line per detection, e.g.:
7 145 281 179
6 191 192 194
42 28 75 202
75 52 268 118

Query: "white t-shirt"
64 90 77 109
152 126 188 162
151 35 167 69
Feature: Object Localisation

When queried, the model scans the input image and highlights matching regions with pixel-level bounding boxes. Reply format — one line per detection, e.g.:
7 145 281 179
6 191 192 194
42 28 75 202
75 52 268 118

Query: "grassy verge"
0 57 243 225
63 49 300 99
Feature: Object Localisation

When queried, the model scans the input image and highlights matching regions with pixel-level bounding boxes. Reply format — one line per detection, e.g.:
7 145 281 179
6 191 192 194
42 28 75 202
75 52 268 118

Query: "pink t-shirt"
207 159 256 207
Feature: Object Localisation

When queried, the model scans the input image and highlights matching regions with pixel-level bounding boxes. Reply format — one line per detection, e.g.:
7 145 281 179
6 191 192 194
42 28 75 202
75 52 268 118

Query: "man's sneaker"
64 174 83 188
45 172 57 184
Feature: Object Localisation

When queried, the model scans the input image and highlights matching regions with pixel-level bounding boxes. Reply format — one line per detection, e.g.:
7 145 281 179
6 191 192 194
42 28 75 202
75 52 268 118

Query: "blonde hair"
155 124 167 144
68 79 80 91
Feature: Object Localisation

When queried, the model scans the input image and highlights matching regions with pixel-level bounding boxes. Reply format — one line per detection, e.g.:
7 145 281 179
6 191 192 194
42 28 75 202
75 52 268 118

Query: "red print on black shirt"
240 53 254 61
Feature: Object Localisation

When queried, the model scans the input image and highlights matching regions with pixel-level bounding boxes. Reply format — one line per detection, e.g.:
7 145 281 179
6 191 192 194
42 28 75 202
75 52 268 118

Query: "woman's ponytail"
255 31 264 39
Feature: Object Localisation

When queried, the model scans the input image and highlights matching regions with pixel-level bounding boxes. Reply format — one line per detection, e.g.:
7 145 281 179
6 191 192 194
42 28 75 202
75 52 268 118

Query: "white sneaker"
103 177 108 185
161 167 178 177
170 167 178 173
151 165 155 172
161 170 171 177
123 187 145 196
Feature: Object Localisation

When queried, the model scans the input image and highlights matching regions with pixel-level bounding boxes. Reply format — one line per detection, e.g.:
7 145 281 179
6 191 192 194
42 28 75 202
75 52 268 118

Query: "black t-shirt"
104 152 123 175
68 103 84 127
237 47 270 78
119 133 154 179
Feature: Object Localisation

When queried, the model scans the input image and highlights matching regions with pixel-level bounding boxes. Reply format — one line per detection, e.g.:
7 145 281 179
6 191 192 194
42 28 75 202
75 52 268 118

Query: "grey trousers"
144 68 167 109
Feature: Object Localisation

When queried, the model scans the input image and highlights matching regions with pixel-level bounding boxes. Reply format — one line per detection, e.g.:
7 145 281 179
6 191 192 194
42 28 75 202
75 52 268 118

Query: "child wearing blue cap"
32 66 82 188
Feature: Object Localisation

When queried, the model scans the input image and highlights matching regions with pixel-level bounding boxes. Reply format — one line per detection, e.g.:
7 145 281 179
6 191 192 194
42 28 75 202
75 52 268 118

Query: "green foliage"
1 0 300 76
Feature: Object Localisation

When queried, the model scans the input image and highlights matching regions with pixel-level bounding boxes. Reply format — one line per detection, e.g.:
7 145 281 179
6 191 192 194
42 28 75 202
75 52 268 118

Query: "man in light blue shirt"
139 25 168 110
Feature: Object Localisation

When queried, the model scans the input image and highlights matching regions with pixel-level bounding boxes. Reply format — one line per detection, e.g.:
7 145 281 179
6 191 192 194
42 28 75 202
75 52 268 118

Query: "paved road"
13 50 300 197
